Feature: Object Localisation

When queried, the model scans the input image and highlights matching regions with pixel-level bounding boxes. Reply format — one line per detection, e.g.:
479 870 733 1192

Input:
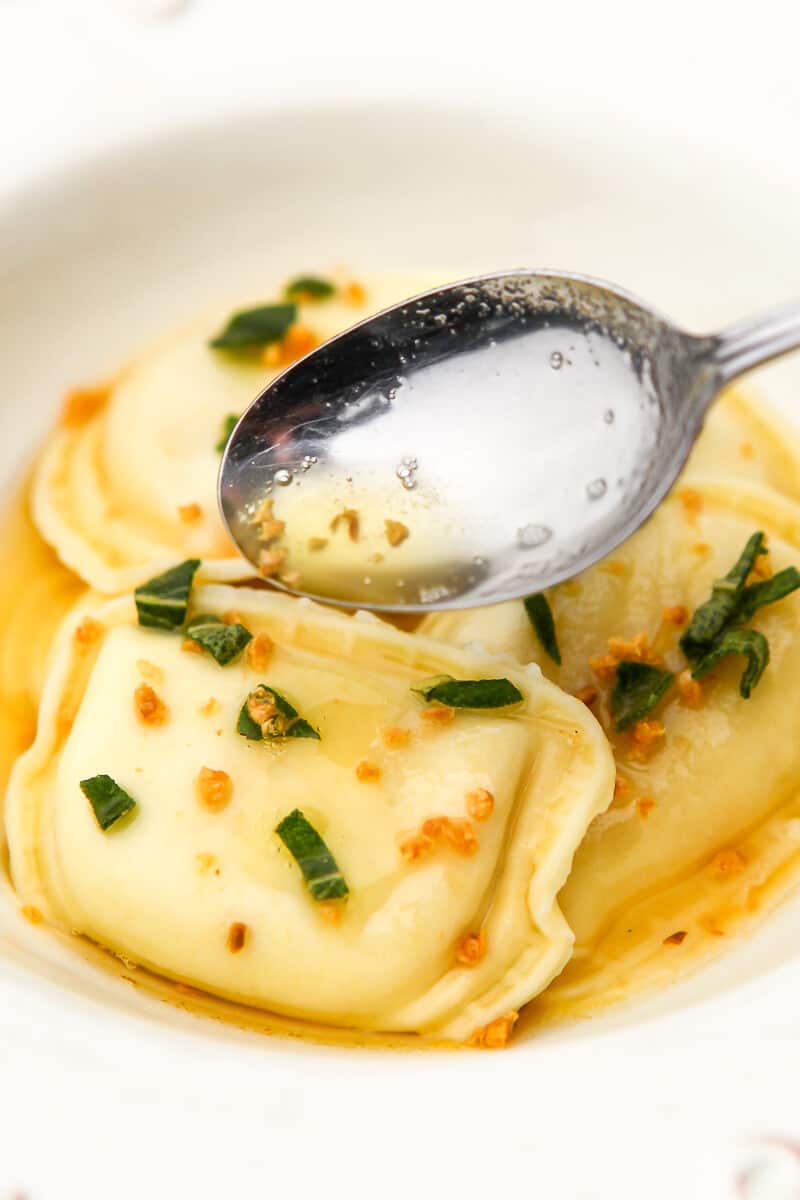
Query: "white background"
2 0 800 187
2 3 800 1199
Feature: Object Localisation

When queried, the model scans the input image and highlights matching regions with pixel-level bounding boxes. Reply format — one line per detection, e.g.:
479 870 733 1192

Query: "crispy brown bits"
382 725 411 749
663 930 688 946
589 654 618 680
740 440 756 460
385 519 410 547
708 848 746 878
260 517 286 542
399 833 431 863
199 698 220 717
195 766 232 813
259 547 287 577
73 616 103 653
470 1011 519 1049
637 796 656 818
342 281 367 306
252 496 276 525
247 686 277 726
134 683 168 726
466 788 494 822
599 559 627 576
678 487 703 522
590 633 662 680
423 816 478 855
662 605 689 626
308 536 328 551
181 638 205 654
420 705 455 727
456 929 487 965
177 502 203 524
60 384 111 428
246 633 274 671
20 904 43 925
281 324 319 364
227 922 248 953
355 760 382 782
629 718 665 760
280 570 302 588
330 508 360 541
574 685 598 707
318 901 345 925
677 669 703 708
613 774 630 800
261 324 319 368
607 633 661 664
400 816 479 862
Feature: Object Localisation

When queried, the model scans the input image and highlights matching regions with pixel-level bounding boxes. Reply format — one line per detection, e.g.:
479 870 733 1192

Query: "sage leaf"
276 808 348 902
524 594 561 665
185 614 252 666
691 628 769 699
135 559 200 631
411 675 523 709
210 303 296 351
611 660 675 732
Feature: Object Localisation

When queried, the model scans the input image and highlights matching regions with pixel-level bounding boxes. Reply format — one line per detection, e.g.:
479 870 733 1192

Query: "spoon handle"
708 301 800 387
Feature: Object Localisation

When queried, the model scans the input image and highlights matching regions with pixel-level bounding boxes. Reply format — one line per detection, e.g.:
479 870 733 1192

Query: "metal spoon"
219 270 800 612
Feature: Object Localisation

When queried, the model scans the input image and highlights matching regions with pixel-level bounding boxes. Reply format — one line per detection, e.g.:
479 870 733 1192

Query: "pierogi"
6 584 613 1041
32 272 441 594
5 268 800 1047
420 475 800 1015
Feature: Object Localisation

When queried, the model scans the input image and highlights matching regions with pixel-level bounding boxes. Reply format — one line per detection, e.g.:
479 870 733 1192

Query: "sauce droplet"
586 478 607 501
274 469 293 486
550 351 564 370
517 523 552 549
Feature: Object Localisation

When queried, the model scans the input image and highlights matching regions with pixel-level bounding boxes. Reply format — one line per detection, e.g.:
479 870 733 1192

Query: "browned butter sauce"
2 465 800 1049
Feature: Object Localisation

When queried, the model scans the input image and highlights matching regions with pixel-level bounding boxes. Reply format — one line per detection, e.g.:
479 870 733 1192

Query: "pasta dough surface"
6 584 613 1040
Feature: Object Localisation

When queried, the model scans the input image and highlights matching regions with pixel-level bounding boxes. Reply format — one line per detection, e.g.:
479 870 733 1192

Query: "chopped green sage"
411 675 523 709
185 614 252 666
237 685 320 741
679 531 766 662
738 566 800 623
135 559 200 631
216 413 239 453
80 774 137 831
524 594 561 665
691 629 769 699
209 302 296 351
611 661 675 732
276 808 348 902
284 276 336 302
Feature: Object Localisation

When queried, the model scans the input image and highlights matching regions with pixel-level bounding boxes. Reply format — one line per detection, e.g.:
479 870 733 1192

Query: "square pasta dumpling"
7 584 613 1041
32 272 443 593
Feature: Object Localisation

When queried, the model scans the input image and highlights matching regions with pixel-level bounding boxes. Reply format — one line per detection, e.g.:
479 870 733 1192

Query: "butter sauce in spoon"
219 270 800 611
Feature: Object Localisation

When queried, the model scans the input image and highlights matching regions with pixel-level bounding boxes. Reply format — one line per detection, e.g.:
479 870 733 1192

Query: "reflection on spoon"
219 269 800 612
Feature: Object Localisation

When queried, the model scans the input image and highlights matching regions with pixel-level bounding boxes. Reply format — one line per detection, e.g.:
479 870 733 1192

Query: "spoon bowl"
219 270 800 611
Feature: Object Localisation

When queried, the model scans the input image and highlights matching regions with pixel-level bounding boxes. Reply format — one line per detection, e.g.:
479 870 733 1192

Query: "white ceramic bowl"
2 105 800 1199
